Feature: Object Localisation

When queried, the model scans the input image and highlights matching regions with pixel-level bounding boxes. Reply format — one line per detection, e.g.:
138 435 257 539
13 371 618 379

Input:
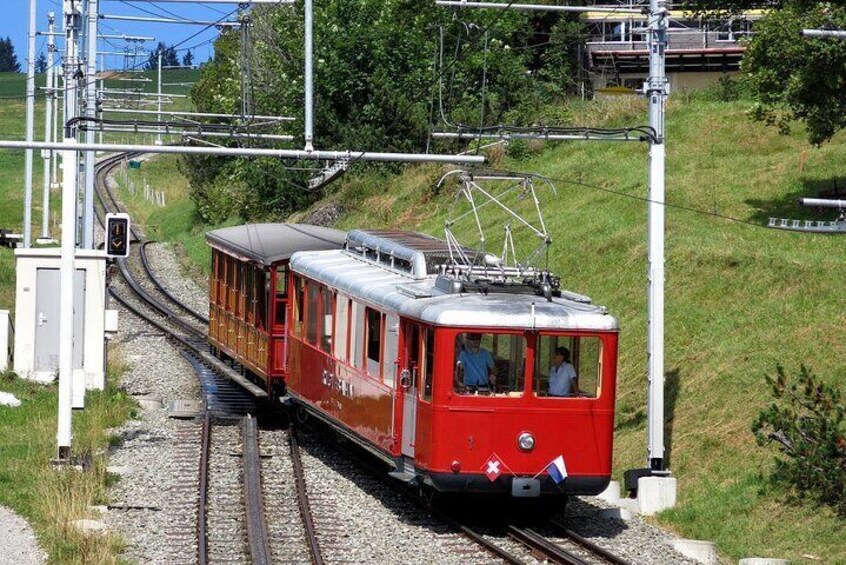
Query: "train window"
421 328 434 401
383 314 399 387
235 263 243 318
534 335 602 398
350 301 365 369
274 267 288 327
319 288 334 353
256 271 269 331
365 307 382 378
245 266 254 324
306 283 319 345
292 275 305 336
228 257 235 312
333 295 349 360
276 265 288 296
453 332 525 397
214 249 220 304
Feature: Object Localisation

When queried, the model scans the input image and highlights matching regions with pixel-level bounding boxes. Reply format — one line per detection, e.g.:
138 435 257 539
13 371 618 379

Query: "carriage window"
225 256 235 311
256 271 269 331
453 332 525 397
276 265 288 296
333 295 349 360
306 283 319 345
350 301 365 369
235 263 244 317
365 307 382 377
319 288 334 353
211 251 219 304
274 266 288 326
292 276 305 336
421 328 434 401
245 266 254 324
534 335 602 398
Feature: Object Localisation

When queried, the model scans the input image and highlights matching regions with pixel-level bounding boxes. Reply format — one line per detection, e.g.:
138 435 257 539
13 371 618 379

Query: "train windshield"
534 335 602 399
453 332 525 397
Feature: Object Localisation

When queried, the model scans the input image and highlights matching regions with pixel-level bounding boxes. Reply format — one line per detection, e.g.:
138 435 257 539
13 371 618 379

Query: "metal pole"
41 12 56 241
802 29 846 39
101 108 296 121
83 0 98 248
58 0 82 461
304 0 314 151
646 0 668 472
0 139 486 164
435 1 640 14
24 0 38 248
799 197 846 208
157 50 163 145
52 51 60 188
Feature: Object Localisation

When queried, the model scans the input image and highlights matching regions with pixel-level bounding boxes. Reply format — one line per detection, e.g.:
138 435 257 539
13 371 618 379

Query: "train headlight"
517 432 535 452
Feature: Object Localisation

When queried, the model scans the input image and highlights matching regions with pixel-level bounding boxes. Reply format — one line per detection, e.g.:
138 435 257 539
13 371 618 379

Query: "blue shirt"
458 348 495 386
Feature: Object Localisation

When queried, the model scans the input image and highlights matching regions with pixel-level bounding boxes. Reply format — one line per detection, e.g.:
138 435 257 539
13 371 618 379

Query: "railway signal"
105 213 131 257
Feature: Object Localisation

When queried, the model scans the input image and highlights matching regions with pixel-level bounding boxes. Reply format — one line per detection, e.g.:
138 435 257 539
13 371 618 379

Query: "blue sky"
1 1 236 71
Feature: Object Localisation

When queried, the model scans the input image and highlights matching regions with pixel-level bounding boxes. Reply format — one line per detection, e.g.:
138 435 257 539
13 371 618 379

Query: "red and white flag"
482 453 504 482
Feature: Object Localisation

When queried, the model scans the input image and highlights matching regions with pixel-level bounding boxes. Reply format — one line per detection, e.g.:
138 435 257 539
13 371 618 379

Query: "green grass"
0 367 135 564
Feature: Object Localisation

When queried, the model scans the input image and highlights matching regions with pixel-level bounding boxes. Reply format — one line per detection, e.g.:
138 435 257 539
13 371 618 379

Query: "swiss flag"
482 453 504 482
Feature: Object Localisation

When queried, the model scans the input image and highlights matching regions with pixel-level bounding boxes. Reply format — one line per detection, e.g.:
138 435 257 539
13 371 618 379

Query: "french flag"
545 455 568 484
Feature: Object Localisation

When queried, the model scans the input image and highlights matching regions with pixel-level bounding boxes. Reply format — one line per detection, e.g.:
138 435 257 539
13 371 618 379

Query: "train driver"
549 346 579 396
455 333 497 390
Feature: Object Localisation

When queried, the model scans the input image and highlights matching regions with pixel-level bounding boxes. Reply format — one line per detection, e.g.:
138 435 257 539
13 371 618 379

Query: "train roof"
290 244 618 332
206 223 347 266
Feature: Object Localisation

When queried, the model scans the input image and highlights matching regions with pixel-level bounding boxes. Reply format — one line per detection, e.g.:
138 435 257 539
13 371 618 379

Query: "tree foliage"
186 1 588 221
146 43 180 70
0 38 21 73
35 53 47 74
684 1 846 145
752 365 846 516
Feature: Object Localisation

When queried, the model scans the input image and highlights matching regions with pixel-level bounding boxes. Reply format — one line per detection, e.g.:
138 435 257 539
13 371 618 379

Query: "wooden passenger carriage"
207 225 620 498
205 224 347 395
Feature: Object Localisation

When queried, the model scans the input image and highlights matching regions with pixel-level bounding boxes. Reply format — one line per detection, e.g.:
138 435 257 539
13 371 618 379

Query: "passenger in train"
549 346 578 396
456 333 497 390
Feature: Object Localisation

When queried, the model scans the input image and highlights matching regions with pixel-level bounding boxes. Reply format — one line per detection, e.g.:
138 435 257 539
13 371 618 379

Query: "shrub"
752 365 846 517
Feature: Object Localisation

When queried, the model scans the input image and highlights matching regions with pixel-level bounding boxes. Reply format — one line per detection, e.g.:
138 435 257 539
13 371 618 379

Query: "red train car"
208 225 619 499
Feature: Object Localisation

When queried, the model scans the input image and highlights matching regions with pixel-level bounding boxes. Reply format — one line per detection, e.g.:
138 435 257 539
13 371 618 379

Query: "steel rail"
507 526 592 565
198 411 211 565
294 418 524 564
242 416 273 565
289 431 324 565
549 518 634 565
140 240 209 324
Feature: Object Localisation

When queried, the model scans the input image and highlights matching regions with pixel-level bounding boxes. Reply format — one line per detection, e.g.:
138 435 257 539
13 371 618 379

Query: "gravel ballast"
0 505 46 565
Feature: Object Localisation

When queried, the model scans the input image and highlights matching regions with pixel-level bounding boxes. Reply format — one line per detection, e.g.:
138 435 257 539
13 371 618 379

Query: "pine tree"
182 50 194 69
35 52 47 74
0 38 21 73
147 43 181 70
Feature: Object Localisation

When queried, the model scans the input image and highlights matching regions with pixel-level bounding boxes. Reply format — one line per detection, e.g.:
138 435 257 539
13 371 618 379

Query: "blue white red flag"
545 455 568 484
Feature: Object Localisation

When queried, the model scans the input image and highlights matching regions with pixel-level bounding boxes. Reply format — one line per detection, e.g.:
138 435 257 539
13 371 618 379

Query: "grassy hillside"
297 97 846 562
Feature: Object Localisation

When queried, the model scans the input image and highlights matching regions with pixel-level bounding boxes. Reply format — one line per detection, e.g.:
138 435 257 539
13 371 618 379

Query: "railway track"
95 152 331 564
